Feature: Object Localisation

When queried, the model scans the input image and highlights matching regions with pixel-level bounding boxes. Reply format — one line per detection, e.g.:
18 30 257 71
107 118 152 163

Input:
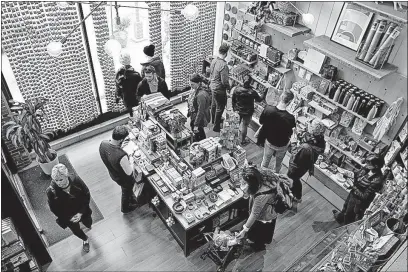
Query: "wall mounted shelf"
262 22 311 37
312 89 380 125
250 73 274 88
232 39 259 55
230 52 257 65
352 2 407 25
327 140 366 166
304 36 398 80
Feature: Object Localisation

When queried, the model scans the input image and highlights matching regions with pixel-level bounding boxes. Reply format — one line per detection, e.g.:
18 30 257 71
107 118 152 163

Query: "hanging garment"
373 97 404 141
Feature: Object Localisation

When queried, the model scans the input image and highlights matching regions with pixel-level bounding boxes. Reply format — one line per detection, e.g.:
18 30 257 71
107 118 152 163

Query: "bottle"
362 100 374 118
375 101 382 117
329 82 338 99
338 86 349 104
377 100 385 117
342 90 352 107
333 84 344 102
347 94 356 110
367 105 378 121
357 99 367 116
352 96 361 112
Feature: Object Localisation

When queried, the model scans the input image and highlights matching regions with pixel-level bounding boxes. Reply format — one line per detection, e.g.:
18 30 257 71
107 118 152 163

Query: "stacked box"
164 167 183 189
232 145 247 168
192 167 206 189
220 110 240 150
141 93 172 116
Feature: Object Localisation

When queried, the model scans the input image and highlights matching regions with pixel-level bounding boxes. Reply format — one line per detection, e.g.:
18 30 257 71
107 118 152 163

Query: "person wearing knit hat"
115 52 142 116
140 44 166 79
286 119 326 212
188 73 211 142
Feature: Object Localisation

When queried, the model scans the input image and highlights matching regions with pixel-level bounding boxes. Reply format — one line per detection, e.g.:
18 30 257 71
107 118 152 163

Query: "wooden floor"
44 123 341 271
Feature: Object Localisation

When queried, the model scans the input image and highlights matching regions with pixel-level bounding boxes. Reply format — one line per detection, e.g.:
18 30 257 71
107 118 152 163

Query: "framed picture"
331 3 374 51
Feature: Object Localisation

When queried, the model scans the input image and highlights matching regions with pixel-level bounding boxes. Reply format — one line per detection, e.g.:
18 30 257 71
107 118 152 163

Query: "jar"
357 99 367 116
362 100 374 118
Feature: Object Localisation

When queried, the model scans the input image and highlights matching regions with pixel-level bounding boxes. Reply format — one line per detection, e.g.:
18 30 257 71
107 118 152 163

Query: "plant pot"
37 151 59 176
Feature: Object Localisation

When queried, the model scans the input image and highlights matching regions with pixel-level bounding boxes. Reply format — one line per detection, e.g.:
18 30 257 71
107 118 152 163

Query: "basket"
355 40 395 70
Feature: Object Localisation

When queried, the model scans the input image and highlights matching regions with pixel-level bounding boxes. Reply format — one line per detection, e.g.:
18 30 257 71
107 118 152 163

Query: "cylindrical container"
376 101 385 117
352 96 361 112
358 99 367 115
364 20 387 62
342 90 352 107
379 22 397 48
338 87 348 104
358 20 381 60
363 100 374 118
347 94 356 110
367 105 378 121
329 82 338 99
333 84 343 102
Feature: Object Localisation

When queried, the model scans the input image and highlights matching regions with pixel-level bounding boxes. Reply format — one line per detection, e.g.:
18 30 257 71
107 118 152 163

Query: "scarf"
147 75 158 93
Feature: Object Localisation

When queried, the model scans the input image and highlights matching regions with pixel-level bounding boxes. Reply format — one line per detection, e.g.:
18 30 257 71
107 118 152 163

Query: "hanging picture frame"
331 3 374 51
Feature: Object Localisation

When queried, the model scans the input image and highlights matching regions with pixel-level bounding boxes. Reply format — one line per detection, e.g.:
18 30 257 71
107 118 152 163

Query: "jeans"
211 91 227 132
336 193 366 225
239 114 252 143
261 140 288 173
121 183 138 213
67 213 92 241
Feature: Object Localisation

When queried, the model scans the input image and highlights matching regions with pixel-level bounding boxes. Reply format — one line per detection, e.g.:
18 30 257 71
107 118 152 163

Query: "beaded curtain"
1 2 100 131
146 2 162 59
90 2 125 112
169 2 217 88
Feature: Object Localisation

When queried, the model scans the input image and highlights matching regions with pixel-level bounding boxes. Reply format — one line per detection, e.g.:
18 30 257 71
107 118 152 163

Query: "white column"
212 1 225 56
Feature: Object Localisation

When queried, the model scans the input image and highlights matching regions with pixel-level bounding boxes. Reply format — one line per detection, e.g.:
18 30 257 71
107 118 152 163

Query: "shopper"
141 44 166 80
333 154 385 225
99 126 140 214
258 90 296 173
232 75 265 145
115 52 142 116
236 164 292 251
287 119 326 212
187 74 211 142
209 43 231 132
46 164 92 253
136 65 171 100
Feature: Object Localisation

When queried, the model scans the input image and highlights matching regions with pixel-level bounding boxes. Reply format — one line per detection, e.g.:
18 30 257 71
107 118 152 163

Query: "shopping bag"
254 125 263 139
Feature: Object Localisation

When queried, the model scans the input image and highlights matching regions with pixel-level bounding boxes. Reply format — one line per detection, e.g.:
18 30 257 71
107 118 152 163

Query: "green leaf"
40 133 50 141
11 134 18 147
27 115 33 129
3 121 17 127
10 106 23 111
27 100 35 114
5 125 20 139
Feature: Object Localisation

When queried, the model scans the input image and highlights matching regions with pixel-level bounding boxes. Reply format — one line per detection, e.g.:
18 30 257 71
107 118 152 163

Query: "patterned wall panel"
90 2 125 112
146 1 162 58
170 2 217 88
1 2 99 131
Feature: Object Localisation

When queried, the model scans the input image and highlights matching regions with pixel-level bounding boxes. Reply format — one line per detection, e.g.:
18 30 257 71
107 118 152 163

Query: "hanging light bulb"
47 41 63 57
301 13 315 26
57 2 69 9
104 38 121 57
181 4 199 21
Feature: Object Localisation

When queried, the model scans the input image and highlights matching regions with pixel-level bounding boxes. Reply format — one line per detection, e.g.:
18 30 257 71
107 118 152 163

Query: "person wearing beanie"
115 52 142 116
209 43 231 132
187 73 211 142
231 75 265 145
141 44 166 80
333 153 385 225
136 65 170 100
287 119 326 212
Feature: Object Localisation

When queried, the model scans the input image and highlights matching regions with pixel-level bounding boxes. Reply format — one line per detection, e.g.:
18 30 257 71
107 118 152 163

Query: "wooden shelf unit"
232 39 259 55
263 22 311 37
312 89 380 125
230 52 257 65
327 140 366 166
352 1 407 24
304 36 398 80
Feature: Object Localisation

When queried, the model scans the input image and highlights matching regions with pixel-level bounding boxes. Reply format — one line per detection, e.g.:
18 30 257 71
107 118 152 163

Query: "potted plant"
3 98 58 175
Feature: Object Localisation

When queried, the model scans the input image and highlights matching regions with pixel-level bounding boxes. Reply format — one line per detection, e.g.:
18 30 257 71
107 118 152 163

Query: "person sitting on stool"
333 153 385 225
46 164 93 253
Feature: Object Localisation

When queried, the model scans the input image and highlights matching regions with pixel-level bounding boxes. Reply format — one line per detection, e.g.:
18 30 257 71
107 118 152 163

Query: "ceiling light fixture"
288 2 315 26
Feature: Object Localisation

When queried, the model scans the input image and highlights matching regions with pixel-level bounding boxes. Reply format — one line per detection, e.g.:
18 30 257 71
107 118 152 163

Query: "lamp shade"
104 38 121 57
47 41 63 57
302 13 315 26
181 4 199 21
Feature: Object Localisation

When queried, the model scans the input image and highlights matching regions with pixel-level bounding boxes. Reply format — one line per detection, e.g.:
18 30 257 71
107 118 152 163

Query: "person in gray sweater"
236 164 292 251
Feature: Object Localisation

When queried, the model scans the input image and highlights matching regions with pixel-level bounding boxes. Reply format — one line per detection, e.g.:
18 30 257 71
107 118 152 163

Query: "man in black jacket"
333 154 385 225
115 52 142 117
46 164 92 253
99 126 139 214
136 65 170 101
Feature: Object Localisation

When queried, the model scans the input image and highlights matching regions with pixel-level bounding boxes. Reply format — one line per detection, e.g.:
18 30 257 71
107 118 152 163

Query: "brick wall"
1 94 32 170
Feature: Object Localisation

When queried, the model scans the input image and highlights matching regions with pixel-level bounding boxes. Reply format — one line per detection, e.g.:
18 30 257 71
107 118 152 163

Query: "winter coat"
115 66 142 109
46 175 92 229
232 86 263 116
190 85 211 128
351 169 384 206
288 133 326 178
136 76 171 100
209 57 230 93
141 56 166 80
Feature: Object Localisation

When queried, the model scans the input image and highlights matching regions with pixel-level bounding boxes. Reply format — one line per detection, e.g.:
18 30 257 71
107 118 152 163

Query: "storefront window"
1 53 24 103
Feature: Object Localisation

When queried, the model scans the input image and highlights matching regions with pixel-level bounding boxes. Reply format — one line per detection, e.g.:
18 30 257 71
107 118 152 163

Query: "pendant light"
288 2 315 26
47 41 63 57
56 2 70 9
181 4 199 21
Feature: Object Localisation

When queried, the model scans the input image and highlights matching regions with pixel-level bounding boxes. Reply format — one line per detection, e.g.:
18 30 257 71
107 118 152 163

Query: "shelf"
230 52 257 65
232 39 259 55
232 28 261 44
352 2 407 24
252 116 261 126
263 22 311 37
327 140 366 166
311 90 380 125
291 59 326 78
309 101 333 116
250 73 273 88
229 75 244 85
304 35 398 80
